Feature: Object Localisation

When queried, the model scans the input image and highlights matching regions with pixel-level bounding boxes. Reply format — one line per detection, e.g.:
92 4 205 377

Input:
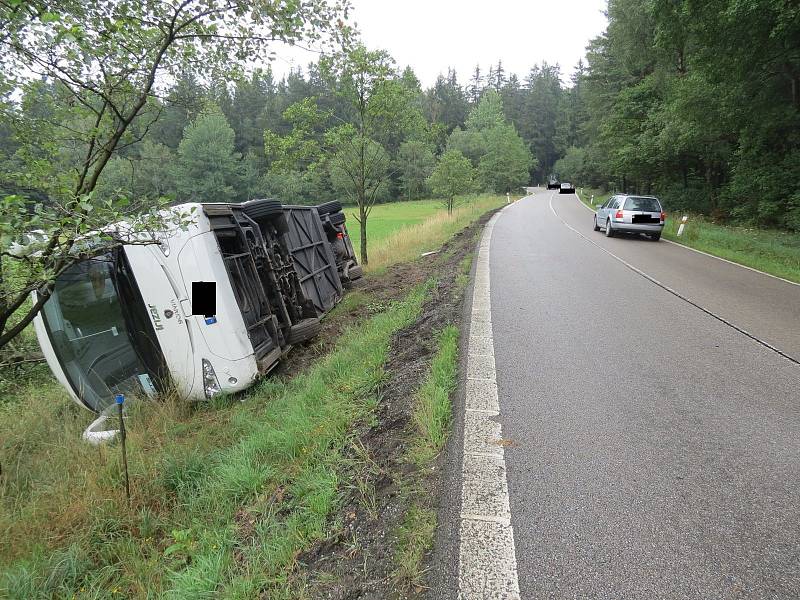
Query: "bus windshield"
40 251 164 412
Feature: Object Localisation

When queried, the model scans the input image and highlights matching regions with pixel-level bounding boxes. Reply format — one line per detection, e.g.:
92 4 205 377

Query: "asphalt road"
490 189 800 598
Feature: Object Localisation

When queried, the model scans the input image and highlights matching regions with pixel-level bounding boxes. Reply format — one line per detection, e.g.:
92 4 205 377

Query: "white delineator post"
506 192 510 204
677 215 688 237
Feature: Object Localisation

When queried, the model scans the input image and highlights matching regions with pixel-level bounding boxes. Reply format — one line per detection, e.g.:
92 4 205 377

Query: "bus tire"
287 317 322 345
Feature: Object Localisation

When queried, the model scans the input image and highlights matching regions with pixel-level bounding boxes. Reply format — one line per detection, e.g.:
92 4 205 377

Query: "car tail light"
615 210 623 219
660 212 666 221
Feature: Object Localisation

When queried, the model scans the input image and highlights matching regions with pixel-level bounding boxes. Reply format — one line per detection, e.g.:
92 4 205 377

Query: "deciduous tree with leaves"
324 45 426 264
428 149 475 214
446 91 534 193
265 44 424 264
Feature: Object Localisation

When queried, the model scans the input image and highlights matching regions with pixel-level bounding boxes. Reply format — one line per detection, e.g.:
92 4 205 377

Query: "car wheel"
593 216 600 231
605 219 614 237
650 233 661 241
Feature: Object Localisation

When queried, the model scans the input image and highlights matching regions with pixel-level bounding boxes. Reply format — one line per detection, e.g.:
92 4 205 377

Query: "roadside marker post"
677 215 688 237
116 393 131 505
506 192 510 204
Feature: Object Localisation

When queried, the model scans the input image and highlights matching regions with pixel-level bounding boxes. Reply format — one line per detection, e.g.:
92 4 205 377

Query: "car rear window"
624 197 661 212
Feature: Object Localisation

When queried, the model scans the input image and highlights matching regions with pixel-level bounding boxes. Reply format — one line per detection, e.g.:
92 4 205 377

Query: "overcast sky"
274 0 609 88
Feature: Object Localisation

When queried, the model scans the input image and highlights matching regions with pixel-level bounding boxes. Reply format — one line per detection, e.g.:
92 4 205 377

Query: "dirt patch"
284 210 497 599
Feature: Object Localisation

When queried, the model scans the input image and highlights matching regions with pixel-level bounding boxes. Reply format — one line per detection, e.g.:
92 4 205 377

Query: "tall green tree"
174 107 241 203
465 90 506 131
553 146 586 183
328 132 391 206
228 70 275 157
95 140 176 202
446 90 536 193
468 65 484 104
322 44 423 264
424 69 469 136
521 63 564 180
150 74 206 150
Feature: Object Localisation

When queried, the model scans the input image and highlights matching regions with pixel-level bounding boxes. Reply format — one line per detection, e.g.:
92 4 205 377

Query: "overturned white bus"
32 199 360 414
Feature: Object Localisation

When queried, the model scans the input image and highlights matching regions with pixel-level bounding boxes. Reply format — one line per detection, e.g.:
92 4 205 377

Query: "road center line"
458 208 521 600
549 193 800 367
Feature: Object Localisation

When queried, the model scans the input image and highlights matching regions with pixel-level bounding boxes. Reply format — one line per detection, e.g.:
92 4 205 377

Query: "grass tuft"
409 326 460 466
391 505 436 590
455 252 474 290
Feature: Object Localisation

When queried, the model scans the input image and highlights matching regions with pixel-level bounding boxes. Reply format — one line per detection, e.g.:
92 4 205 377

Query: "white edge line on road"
464 451 505 459
550 193 800 367
458 203 522 600
460 513 511 525
572 191 800 288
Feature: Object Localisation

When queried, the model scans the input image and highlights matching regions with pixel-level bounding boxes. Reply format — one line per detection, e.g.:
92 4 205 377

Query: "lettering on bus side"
148 304 164 331
170 298 183 325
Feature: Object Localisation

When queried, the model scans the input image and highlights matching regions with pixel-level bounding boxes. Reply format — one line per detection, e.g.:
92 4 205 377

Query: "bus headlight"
202 359 221 398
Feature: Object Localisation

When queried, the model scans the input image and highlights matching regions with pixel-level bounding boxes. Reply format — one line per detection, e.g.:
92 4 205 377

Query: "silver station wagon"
593 194 665 241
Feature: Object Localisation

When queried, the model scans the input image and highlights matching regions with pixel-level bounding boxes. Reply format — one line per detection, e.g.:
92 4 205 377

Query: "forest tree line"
556 0 800 231
0 54 556 208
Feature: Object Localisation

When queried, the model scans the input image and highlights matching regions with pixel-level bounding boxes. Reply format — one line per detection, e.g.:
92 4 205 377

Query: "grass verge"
660 217 800 283
576 188 800 284
392 325 460 589
0 282 433 599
